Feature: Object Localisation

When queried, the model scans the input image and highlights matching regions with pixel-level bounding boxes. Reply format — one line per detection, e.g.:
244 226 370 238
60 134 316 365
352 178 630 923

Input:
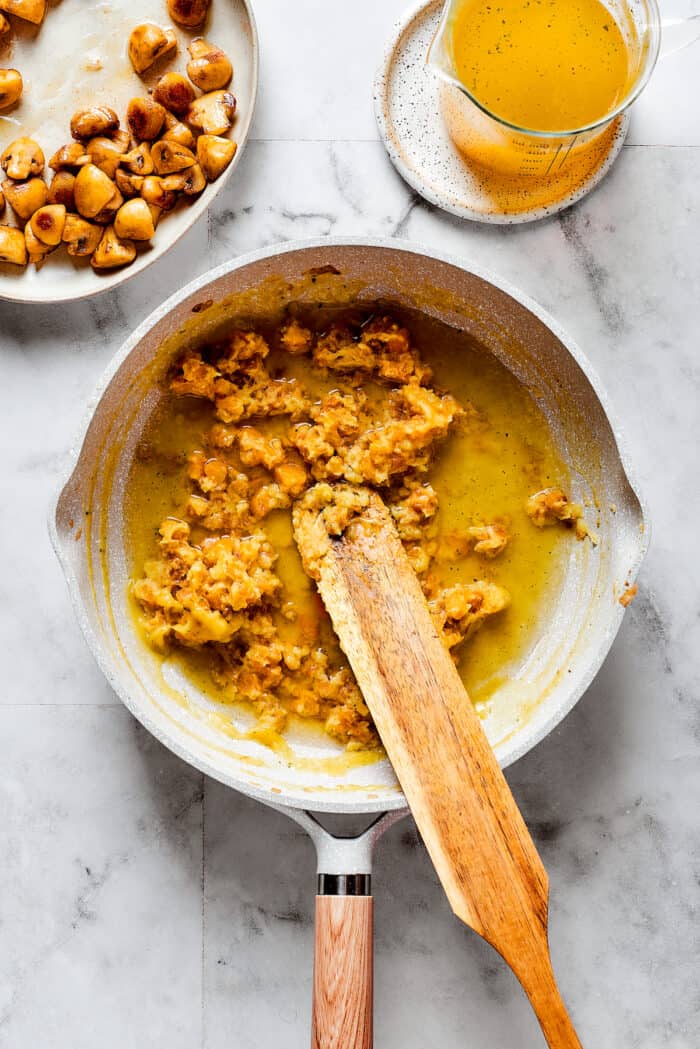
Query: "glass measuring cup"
427 0 700 179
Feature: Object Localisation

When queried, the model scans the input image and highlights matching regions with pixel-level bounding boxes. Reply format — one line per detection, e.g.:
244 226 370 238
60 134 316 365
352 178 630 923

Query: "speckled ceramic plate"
374 0 630 225
0 0 258 303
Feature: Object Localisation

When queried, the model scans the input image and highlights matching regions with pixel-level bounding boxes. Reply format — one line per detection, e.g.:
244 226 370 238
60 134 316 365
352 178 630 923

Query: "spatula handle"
311 891 373 1049
534 995 583 1049
515 946 583 1049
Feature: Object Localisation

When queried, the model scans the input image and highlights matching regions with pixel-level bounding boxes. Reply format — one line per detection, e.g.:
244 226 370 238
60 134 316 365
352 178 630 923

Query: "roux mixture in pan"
127 309 584 751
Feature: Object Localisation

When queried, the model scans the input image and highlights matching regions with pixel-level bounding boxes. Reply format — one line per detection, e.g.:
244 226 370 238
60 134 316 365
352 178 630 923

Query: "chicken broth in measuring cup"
428 0 655 194
449 0 635 133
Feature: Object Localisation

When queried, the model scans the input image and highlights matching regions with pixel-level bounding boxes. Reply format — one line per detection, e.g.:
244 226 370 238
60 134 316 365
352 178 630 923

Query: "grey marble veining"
0 710 203 1048
1 1 699 1046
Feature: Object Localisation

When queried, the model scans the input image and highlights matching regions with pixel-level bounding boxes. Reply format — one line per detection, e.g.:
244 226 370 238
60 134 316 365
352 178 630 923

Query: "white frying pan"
51 239 648 1046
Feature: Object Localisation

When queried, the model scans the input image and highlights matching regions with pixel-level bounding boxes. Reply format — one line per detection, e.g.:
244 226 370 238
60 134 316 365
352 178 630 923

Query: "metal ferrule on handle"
317 873 371 896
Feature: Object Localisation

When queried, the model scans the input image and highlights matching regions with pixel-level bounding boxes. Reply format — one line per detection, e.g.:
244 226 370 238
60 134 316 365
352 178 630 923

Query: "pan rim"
49 236 650 814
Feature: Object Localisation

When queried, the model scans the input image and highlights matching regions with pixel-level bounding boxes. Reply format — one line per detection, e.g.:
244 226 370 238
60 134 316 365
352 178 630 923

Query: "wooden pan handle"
311 894 373 1049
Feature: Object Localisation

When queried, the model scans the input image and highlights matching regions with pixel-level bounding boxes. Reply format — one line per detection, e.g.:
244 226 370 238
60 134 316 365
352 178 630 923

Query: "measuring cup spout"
425 0 459 86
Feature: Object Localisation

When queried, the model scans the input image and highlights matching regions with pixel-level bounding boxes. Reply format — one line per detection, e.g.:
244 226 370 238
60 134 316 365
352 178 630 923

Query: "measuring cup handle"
311 878 373 1049
659 5 700 59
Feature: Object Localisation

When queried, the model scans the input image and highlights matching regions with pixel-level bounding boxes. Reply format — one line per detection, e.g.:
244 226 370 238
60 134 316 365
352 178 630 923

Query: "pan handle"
312 876 373 1049
276 808 406 1049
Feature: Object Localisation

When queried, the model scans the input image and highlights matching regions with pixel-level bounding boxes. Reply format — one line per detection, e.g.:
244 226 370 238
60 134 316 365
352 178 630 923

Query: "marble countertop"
1 2 698 1046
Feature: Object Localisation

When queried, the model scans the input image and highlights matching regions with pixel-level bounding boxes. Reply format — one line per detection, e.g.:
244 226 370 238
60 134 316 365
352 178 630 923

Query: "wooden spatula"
294 488 583 1049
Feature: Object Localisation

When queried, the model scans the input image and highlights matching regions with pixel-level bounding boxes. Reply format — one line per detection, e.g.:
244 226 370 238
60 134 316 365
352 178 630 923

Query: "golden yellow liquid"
450 0 632 132
125 311 571 720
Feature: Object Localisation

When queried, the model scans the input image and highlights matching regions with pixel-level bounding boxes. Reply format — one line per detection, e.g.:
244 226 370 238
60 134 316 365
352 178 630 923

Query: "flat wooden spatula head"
293 485 583 1049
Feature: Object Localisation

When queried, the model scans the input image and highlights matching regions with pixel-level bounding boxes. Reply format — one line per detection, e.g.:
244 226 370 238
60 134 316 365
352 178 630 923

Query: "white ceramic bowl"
0 0 258 303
